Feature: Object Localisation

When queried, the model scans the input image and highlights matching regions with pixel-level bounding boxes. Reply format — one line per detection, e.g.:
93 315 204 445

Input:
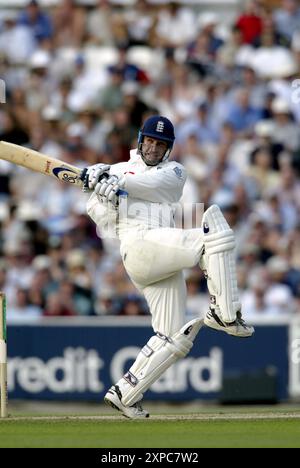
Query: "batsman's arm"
122 164 186 203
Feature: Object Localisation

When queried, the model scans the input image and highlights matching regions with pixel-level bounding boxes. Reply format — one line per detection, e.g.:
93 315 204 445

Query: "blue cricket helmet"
138 115 175 164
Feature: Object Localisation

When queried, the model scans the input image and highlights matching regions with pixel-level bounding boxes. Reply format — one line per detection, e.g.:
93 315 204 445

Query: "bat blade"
0 141 84 187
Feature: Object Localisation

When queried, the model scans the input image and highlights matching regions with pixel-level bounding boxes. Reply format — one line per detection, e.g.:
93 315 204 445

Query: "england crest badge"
173 167 183 179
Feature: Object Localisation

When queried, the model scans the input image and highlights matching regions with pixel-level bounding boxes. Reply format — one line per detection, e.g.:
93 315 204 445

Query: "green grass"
0 416 300 448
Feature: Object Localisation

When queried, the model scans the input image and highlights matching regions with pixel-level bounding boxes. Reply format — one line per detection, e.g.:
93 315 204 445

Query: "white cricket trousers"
120 227 204 336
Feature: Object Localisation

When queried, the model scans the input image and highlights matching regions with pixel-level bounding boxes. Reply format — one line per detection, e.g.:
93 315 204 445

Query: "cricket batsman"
84 115 254 419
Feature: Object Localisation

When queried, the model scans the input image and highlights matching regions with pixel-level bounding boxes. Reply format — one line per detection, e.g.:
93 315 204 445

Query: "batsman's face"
142 136 168 165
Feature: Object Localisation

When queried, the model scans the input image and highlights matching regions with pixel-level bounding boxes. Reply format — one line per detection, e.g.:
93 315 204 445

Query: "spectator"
18 0 53 44
66 249 93 289
119 294 149 316
186 30 216 78
250 119 282 171
226 88 263 134
239 66 267 108
106 108 137 162
246 146 280 198
256 189 298 232
7 287 42 323
0 110 29 145
271 98 300 152
53 0 86 48
25 49 54 114
278 160 300 211
255 9 290 48
0 10 36 65
264 256 296 311
95 287 120 315
273 0 300 41
86 0 115 46
176 102 219 146
98 67 124 112
124 0 157 47
180 134 209 183
242 273 285 317
67 54 109 114
217 26 246 68
43 289 76 317
196 12 224 56
121 81 150 130
77 106 112 154
63 121 97 166
111 44 150 84
155 2 197 49
48 77 74 125
235 0 264 45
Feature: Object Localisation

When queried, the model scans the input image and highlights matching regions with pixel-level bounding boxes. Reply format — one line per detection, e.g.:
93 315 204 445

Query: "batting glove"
95 175 123 207
85 163 111 190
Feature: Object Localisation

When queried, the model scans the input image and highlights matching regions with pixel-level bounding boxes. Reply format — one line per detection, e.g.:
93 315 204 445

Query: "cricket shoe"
104 385 149 419
204 307 254 338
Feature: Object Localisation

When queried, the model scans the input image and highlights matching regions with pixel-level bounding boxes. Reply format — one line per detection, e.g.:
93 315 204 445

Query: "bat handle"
80 167 91 192
80 169 128 197
80 168 109 192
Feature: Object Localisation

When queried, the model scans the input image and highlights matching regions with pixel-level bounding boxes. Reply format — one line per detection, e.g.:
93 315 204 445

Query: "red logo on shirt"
124 171 135 175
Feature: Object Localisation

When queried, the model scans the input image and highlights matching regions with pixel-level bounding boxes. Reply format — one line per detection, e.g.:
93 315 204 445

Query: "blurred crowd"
0 0 300 322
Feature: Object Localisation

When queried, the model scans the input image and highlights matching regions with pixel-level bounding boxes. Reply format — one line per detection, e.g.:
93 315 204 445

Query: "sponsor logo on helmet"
156 121 165 133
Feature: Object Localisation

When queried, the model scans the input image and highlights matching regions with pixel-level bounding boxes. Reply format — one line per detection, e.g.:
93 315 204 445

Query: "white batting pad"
201 205 241 323
119 318 204 407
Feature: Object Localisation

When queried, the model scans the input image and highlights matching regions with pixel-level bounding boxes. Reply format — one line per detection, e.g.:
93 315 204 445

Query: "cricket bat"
0 140 128 196
0 140 85 187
